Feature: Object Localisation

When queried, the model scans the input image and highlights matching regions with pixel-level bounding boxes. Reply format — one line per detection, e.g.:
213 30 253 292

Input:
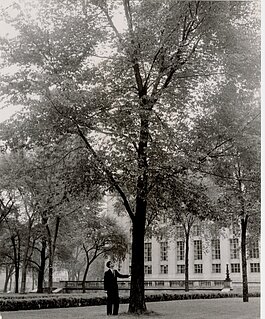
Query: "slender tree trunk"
241 215 249 302
3 280 8 293
82 248 102 292
82 249 90 293
47 216 61 293
3 267 9 293
48 261 53 293
37 238 47 293
82 264 90 293
37 216 48 293
11 235 20 293
14 261 20 293
9 276 13 292
20 260 28 293
32 268 35 290
20 230 32 293
3 265 13 293
47 234 53 293
184 230 190 292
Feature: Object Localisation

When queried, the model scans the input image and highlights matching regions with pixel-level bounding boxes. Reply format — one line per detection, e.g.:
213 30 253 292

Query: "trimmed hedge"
0 292 260 312
0 296 107 311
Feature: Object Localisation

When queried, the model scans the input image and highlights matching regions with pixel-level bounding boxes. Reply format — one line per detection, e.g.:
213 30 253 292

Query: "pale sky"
0 1 19 122
0 105 22 122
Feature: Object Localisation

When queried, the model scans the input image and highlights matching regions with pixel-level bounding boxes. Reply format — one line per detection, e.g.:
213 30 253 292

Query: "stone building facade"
119 223 260 289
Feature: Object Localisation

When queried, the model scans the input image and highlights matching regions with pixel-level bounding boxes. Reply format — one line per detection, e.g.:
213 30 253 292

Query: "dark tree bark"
241 215 249 302
82 266 89 293
82 247 91 293
81 248 99 293
37 216 48 293
11 234 20 293
238 168 250 302
46 216 61 293
20 245 29 293
3 265 14 293
184 228 190 292
37 238 47 293
20 219 34 293
47 231 53 294
129 212 146 313
128 105 150 313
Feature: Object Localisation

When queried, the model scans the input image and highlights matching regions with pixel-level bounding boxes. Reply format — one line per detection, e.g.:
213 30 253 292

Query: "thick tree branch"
75 125 135 221
122 0 144 95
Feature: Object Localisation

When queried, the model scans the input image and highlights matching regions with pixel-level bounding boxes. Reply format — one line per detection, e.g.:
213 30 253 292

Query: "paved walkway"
0 297 260 319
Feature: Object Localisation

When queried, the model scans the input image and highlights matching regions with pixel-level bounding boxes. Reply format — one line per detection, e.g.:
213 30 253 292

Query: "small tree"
153 172 217 292
61 208 128 293
191 82 260 302
0 228 15 292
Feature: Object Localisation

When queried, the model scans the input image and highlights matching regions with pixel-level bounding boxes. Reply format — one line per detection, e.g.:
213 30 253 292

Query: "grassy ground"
0 297 260 319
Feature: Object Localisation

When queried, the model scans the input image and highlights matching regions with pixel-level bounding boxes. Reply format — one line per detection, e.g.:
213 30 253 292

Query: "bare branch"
36 146 84 170
195 168 259 184
94 2 123 43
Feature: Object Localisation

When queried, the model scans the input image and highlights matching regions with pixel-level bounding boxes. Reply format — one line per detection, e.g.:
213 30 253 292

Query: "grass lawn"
0 297 260 319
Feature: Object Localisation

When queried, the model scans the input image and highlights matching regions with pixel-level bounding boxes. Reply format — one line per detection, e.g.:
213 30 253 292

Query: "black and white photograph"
0 0 261 318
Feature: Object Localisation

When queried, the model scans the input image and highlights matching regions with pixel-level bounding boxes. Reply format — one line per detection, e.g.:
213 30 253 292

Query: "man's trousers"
106 291 119 315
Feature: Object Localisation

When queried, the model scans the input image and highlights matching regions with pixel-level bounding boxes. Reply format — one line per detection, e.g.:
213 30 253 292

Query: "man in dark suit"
104 260 130 315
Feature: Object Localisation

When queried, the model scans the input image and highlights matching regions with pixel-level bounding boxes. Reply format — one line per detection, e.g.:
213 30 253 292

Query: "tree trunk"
37 216 48 293
32 268 35 290
20 262 27 293
47 235 53 294
241 215 249 302
11 235 20 293
82 266 90 293
20 231 31 293
128 212 146 314
20 219 34 293
37 238 47 293
47 216 60 293
82 250 90 293
3 265 13 293
128 107 150 314
9 275 13 292
14 263 19 293
184 230 190 292
3 267 9 293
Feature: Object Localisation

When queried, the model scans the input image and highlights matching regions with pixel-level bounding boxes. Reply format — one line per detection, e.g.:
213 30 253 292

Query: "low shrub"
0 291 260 312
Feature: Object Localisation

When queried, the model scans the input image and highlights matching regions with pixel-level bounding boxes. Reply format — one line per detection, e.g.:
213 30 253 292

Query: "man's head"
106 260 114 269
